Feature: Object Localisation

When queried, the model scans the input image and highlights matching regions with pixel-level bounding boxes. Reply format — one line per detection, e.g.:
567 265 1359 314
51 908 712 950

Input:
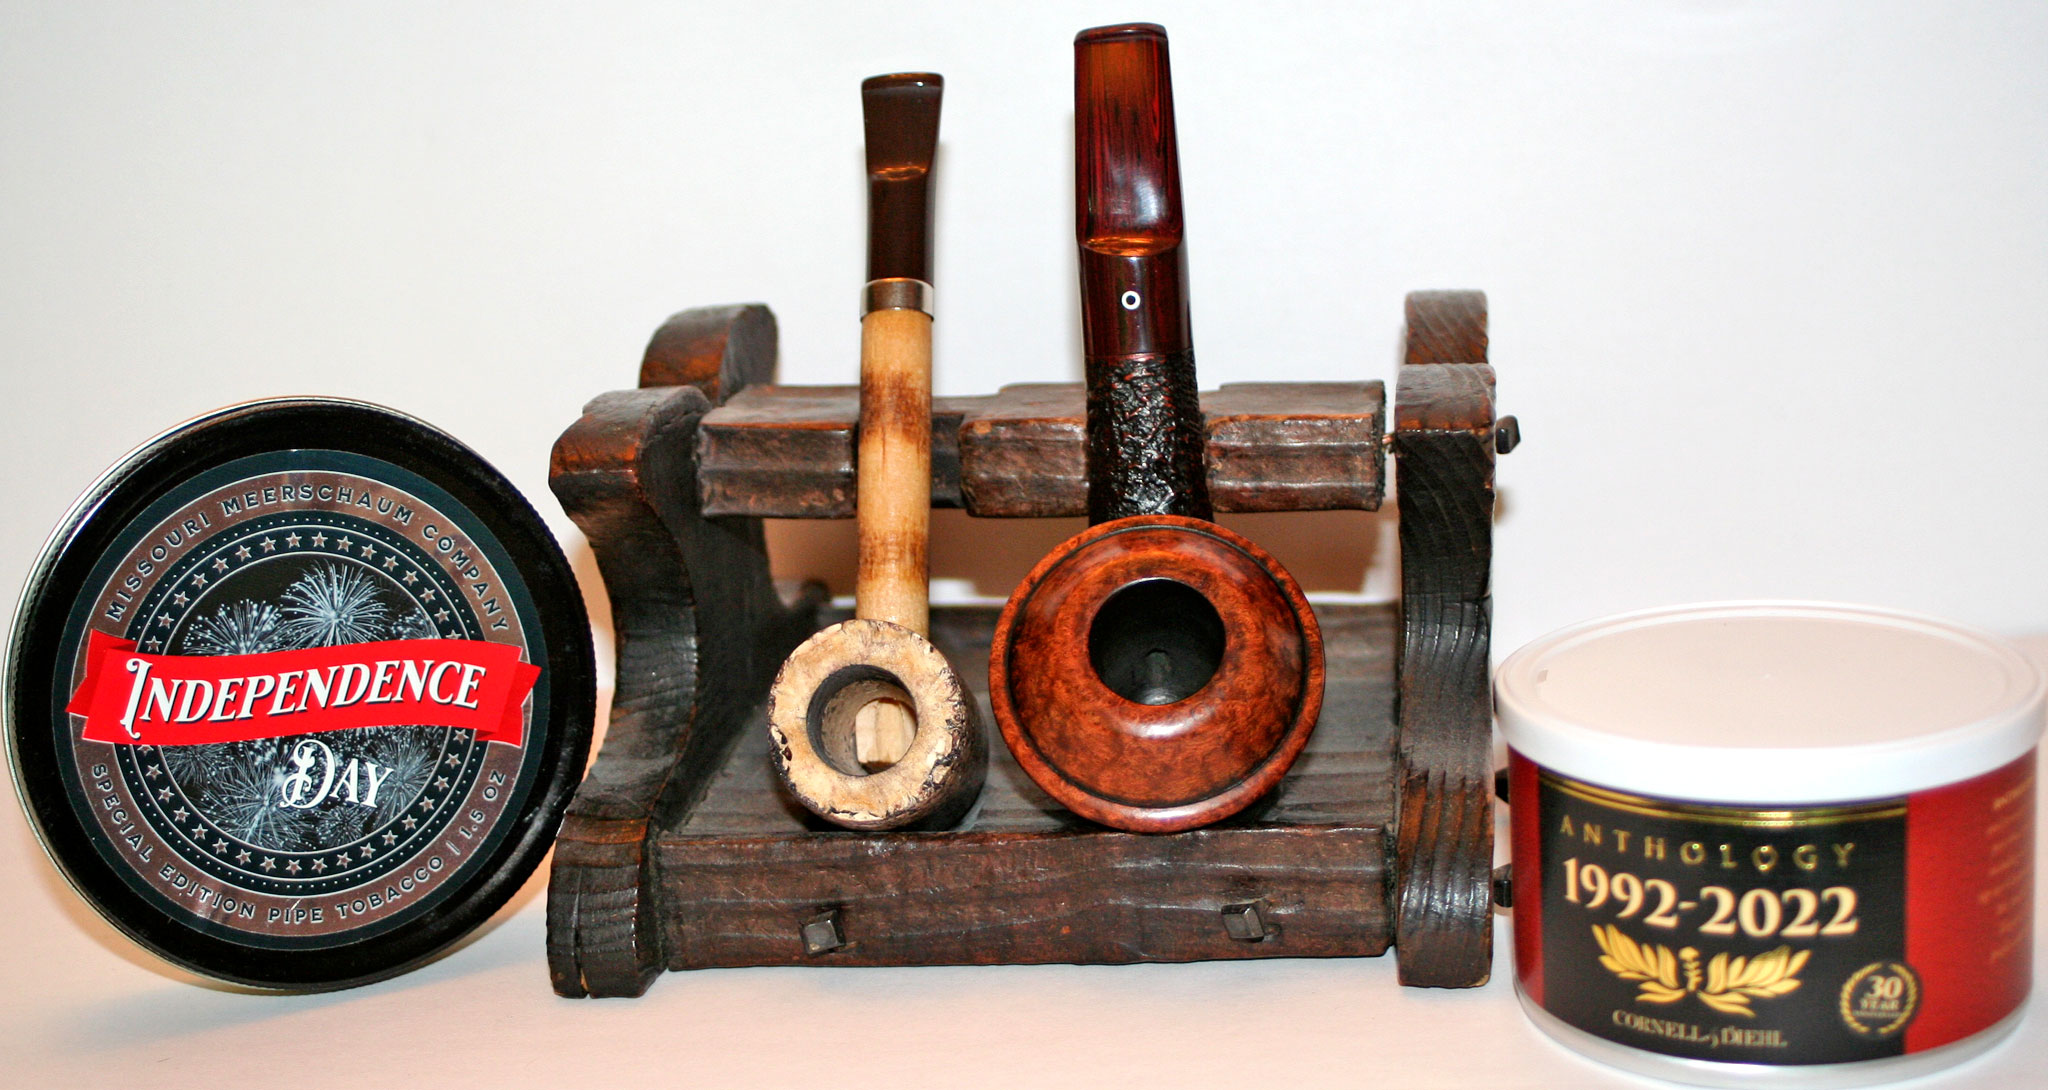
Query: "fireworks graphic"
202 751 302 849
149 550 455 857
314 800 375 846
181 599 285 657
280 562 390 647
356 725 441 824
162 741 247 787
389 607 439 641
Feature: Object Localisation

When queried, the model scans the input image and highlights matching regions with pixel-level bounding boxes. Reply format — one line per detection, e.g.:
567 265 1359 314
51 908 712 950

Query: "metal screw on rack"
1221 901 1274 942
802 908 847 955
1495 414 1521 454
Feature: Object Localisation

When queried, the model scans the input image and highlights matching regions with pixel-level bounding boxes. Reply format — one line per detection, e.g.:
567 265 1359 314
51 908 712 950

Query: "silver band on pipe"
861 278 933 318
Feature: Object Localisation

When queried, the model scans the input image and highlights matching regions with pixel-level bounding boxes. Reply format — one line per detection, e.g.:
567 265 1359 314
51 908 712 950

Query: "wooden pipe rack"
544 290 1502 997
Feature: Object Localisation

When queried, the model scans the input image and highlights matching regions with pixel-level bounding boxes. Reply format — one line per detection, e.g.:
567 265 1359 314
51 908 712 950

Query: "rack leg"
546 305 821 997
1391 289 1499 988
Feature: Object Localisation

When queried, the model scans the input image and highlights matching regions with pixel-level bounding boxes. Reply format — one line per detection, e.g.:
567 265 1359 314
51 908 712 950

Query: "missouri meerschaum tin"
1497 602 2043 1088
6 398 594 990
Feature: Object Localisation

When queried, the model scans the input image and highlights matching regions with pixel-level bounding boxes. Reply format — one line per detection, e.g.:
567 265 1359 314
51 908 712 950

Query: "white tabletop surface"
7 640 2045 1090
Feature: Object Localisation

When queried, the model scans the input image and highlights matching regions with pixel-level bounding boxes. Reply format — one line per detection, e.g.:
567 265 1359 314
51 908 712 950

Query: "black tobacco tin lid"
6 398 594 990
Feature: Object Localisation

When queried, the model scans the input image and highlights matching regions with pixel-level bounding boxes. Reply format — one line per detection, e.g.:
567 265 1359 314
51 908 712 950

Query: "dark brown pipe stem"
863 72 942 285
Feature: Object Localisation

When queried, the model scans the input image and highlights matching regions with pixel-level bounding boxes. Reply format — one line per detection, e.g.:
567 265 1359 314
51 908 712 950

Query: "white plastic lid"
1495 601 2046 804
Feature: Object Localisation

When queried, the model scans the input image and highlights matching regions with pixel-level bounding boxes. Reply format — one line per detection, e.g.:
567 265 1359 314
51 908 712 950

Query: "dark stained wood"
638 302 778 397
1391 289 1498 989
547 293 1499 992
1403 289 1489 368
661 826 1387 967
989 516 1324 833
1205 382 1385 512
697 385 860 518
660 602 1394 968
701 380 1386 519
689 605 1396 835
957 384 1086 516
546 307 823 998
697 386 988 519
928 397 968 509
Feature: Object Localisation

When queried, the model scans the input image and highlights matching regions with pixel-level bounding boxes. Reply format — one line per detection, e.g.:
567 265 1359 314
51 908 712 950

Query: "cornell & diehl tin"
1496 602 2043 1087
6 399 594 990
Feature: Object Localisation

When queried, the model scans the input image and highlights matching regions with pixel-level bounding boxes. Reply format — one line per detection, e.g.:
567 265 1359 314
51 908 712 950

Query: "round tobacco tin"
1497 602 2044 1087
6 398 594 990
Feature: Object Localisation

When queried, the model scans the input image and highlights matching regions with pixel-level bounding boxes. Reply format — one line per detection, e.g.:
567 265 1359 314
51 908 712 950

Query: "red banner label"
67 630 537 748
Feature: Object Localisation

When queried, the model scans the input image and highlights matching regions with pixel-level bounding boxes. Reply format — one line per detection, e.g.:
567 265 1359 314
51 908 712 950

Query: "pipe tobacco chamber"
767 73 988 831
988 25 1325 834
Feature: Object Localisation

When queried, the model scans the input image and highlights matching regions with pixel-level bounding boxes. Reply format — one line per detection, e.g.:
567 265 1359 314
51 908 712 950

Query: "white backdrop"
6 5 2048 1087
4 0 2044 667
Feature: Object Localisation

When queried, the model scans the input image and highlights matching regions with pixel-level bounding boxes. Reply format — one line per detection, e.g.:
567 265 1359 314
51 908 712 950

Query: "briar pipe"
767 73 987 830
988 24 1325 834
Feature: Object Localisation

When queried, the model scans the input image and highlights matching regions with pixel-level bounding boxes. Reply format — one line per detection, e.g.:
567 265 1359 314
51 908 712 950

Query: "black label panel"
1536 772 1912 1065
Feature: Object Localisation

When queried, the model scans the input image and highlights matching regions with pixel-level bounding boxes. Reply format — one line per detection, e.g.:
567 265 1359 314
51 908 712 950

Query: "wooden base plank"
651 603 1399 971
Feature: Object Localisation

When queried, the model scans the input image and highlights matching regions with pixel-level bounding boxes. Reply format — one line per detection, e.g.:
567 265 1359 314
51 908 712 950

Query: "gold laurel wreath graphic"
1591 924 1809 1017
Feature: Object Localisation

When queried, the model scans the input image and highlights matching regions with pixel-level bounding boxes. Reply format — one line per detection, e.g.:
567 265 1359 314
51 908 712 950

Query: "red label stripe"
67 629 537 748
